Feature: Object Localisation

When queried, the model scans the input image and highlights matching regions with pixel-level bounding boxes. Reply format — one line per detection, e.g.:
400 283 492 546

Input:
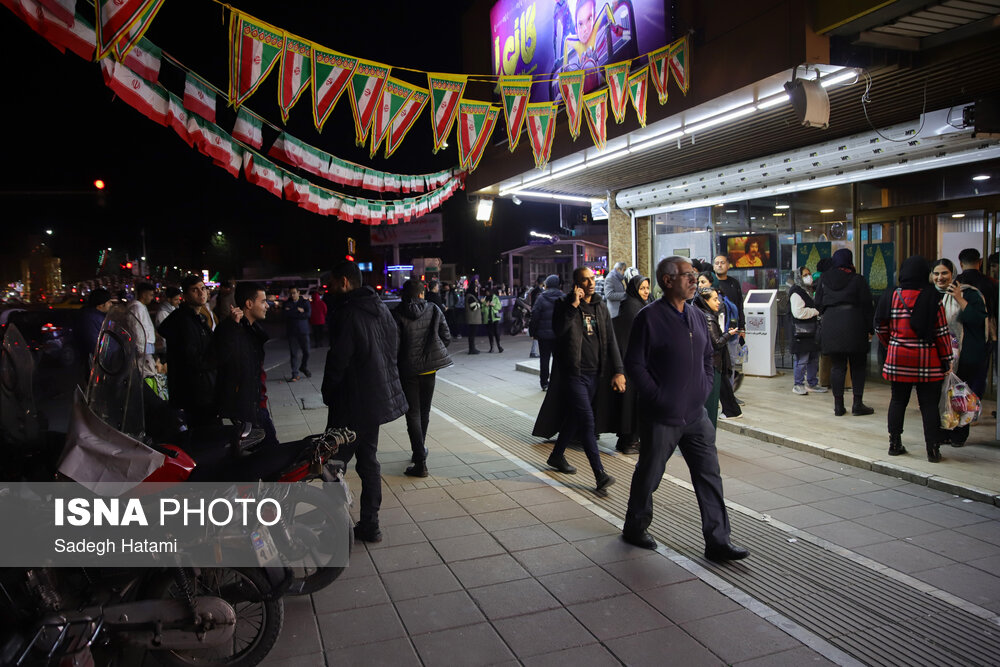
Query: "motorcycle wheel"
147 567 283 667
281 484 350 596
508 316 523 336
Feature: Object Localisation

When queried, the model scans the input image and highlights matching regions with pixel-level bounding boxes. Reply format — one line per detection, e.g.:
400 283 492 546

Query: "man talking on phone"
532 267 625 492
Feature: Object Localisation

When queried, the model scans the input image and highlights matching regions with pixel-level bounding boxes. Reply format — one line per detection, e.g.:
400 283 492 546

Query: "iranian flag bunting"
118 37 160 83
369 78 413 159
668 36 690 95
95 0 159 59
499 75 531 152
166 92 192 146
427 72 467 153
525 102 557 170
456 101 499 173
228 11 284 107
267 133 329 179
385 86 428 158
348 59 391 146
243 152 283 198
209 130 244 178
110 0 163 60
558 70 585 140
311 44 357 132
604 61 630 124
583 89 608 152
232 107 263 149
183 73 216 123
38 0 73 25
278 34 311 122
648 45 670 104
362 169 384 193
282 173 311 204
103 60 168 126
627 66 649 127
11 0 97 60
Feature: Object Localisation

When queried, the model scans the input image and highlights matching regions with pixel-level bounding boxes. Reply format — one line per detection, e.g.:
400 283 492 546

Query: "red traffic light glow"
94 179 105 190
125 262 133 269
345 254 354 262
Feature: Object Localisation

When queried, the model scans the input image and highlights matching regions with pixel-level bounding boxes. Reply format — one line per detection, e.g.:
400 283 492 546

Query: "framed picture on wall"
720 234 777 269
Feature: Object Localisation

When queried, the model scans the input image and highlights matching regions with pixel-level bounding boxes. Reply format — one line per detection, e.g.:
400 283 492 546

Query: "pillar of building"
636 216 652 280
607 192 632 270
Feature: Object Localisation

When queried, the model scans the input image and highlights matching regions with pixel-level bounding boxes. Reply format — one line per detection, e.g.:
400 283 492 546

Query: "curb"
717 421 1000 507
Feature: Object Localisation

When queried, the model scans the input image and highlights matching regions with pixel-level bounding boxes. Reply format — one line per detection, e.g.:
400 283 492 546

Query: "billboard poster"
795 242 831 273
490 0 671 102
721 234 778 269
863 242 895 295
370 213 444 246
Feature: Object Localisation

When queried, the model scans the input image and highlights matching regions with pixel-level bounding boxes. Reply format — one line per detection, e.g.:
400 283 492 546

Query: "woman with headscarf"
612 274 650 454
815 249 875 416
693 287 741 426
789 265 827 395
931 258 987 447
875 256 954 462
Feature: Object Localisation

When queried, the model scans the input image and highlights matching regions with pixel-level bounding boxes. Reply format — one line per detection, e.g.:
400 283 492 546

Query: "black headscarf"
832 248 855 271
875 255 939 340
624 274 649 303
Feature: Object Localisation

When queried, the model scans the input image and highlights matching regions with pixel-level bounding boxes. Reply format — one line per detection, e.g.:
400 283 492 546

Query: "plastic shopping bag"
939 372 981 430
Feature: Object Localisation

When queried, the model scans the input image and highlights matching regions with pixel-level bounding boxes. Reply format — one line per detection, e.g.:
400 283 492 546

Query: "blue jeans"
551 373 604 477
794 351 819 387
289 331 310 378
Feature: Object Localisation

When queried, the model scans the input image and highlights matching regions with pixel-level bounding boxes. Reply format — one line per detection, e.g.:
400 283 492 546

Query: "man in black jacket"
533 267 624 492
282 287 311 381
322 261 407 543
159 275 217 426
528 275 563 390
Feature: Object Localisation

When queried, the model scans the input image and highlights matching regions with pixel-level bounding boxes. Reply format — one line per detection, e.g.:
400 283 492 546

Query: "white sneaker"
719 413 743 420
792 384 808 395
808 385 829 393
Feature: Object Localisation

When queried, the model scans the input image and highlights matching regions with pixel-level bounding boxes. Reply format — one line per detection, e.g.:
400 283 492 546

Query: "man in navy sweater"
622 256 749 562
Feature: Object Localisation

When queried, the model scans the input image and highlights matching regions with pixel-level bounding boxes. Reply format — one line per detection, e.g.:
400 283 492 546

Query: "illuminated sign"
387 265 414 271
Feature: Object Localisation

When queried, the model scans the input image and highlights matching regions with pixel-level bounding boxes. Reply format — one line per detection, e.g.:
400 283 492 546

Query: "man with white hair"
603 261 628 318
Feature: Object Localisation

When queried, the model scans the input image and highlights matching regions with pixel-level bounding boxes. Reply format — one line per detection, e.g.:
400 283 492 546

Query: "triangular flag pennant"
427 73 467 153
385 86 429 158
525 102 558 170
348 60 391 146
370 78 414 159
558 70 585 140
604 62 630 124
278 34 311 122
648 45 670 104
310 45 357 132
116 37 160 84
110 0 163 60
183 73 216 123
627 66 649 128
232 107 263 149
668 36 690 95
94 0 160 59
228 12 284 107
456 101 499 173
583 89 608 151
499 75 531 152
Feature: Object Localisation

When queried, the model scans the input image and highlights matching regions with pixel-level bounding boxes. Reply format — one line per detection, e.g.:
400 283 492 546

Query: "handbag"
792 317 819 341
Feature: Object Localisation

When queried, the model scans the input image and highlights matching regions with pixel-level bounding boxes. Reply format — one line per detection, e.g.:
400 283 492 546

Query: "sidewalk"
253 335 1000 666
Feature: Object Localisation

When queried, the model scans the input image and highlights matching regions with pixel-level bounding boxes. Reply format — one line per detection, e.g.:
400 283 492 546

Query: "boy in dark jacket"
159 275 217 426
528 275 563 390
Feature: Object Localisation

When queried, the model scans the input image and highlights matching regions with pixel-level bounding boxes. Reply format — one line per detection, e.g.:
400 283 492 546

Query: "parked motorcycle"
508 297 531 336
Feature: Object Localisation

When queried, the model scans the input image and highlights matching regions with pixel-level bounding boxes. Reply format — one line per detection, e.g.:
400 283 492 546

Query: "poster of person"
723 234 776 269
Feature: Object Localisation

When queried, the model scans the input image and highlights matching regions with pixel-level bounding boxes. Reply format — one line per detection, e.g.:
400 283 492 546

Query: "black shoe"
405 462 428 477
616 443 640 455
353 522 383 543
704 543 750 562
540 383 549 391
488 347 494 353
951 439 966 447
546 454 576 474
411 446 429 463
888 434 906 456
622 530 657 550
834 399 846 416
926 442 942 463
595 471 615 491
497 346 504 353
301 368 312 378
468 349 481 355
852 403 875 416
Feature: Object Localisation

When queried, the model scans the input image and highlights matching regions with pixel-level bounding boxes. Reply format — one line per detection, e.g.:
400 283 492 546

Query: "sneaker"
353 522 382 543
808 385 828 393
301 368 312 378
734 397 746 406
287 375 300 382
719 413 743 420
792 384 808 395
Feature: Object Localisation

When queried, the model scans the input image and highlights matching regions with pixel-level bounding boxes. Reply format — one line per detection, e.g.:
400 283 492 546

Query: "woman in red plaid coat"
875 256 954 462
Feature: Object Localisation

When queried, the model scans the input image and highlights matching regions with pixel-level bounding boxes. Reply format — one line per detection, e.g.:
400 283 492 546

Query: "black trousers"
888 380 943 446
538 339 554 387
485 321 501 349
333 423 381 526
624 412 732 548
719 369 741 417
401 373 436 462
551 374 603 477
467 324 480 352
830 350 868 401
311 323 325 347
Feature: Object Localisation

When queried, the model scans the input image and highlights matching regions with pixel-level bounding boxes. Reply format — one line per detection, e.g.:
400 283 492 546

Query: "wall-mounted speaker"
784 69 830 129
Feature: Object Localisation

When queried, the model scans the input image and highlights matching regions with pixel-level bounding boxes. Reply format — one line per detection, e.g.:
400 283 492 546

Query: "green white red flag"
94 0 160 59
243 152 283 198
348 60 391 146
648 45 670 104
183 73 215 123
362 168 384 193
166 91 192 146
117 37 160 83
385 85 429 159
583 89 608 152
268 133 329 179
228 12 284 108
323 157 363 189
101 59 168 126
110 0 163 60
8 0 96 60
456 101 499 173
37 0 73 25
499 75 531 152
310 44 357 132
604 62 630 124
232 107 263 149
427 72 467 153
282 173 311 205
558 70 585 140
369 78 414 159
525 102 557 169
628 66 649 127
278 34 311 122
668 36 690 95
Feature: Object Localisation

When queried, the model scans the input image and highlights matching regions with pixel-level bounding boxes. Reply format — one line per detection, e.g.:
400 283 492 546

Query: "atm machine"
743 290 778 377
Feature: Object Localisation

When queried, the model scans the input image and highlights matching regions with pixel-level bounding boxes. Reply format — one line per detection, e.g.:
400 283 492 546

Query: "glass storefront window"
857 160 1000 210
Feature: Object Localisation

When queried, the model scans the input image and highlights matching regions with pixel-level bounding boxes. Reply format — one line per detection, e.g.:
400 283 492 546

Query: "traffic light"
345 254 354 262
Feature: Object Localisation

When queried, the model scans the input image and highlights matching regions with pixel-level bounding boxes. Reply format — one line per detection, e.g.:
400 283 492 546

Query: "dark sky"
2 0 565 285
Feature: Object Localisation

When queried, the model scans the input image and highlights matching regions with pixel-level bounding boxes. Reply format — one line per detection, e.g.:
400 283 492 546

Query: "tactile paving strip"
435 391 1000 667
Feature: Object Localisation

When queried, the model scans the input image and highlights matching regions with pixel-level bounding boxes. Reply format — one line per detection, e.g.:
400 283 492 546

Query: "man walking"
533 267 624 492
621 256 749 563
322 261 407 543
129 282 157 377
283 287 311 381
528 275 563 391
603 261 628 319
159 275 217 426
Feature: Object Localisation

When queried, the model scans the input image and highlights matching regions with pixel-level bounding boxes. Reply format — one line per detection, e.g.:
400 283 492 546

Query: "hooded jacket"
815 259 874 355
322 286 407 427
528 287 563 341
393 299 452 378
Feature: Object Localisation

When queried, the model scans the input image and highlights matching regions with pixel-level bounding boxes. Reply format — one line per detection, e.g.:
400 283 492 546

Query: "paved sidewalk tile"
602 553 696 591
567 593 673 640
605 625 724 666
325 638 421 667
493 523 566 551
682 609 802 664
395 590 485 635
638 579 743 624
520 643 621 667
369 542 443 573
513 543 596 577
468 577 562 619
379 564 463 601
418 515 486 540
311 574 390 614
448 553 532 588
410 623 516 665
431 532 506 562
732 646 838 667
493 608 597 658
474 507 541 531
539 565 630 605
316 603 406 649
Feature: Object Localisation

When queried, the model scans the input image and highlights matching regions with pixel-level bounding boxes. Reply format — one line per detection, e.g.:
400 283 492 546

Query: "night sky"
2 0 567 286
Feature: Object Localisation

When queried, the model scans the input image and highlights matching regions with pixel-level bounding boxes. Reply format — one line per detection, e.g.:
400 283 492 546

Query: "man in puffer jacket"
392 280 452 478
322 261 407 543
528 274 563 390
